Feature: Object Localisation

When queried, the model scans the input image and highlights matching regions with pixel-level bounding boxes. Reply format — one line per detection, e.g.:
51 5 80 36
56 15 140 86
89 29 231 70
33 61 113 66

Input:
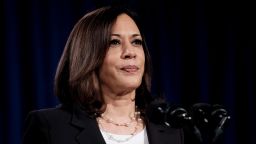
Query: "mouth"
120 65 139 73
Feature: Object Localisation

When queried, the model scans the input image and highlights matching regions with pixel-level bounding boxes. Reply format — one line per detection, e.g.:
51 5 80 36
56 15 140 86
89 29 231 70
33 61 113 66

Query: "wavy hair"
54 6 152 117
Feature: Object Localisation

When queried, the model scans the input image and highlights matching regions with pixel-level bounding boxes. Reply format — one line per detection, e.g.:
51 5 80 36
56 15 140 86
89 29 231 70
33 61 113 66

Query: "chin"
118 76 143 89
123 81 141 89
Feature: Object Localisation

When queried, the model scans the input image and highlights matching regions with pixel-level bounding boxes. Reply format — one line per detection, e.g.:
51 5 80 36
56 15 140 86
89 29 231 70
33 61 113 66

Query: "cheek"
99 64 114 86
139 50 145 66
103 49 120 65
99 54 117 79
138 52 145 76
100 61 112 76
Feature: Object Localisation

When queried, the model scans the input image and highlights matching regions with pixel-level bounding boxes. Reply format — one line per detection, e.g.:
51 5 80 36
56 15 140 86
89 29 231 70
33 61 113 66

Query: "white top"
100 127 149 144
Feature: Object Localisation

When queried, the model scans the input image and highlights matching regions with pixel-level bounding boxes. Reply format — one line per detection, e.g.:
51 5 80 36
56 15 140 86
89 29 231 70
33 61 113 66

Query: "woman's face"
99 13 145 94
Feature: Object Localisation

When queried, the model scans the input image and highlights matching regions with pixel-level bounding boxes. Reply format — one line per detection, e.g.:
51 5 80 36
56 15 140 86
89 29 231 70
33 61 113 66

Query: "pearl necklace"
97 111 142 143
100 112 141 127
98 118 139 143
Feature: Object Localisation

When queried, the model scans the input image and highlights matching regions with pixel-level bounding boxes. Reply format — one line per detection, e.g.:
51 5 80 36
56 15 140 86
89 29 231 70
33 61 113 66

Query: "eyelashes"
109 39 143 47
109 39 121 46
132 39 142 46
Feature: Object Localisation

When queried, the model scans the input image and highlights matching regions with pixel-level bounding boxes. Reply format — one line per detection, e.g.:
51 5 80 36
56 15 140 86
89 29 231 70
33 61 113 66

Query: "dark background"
2 0 255 144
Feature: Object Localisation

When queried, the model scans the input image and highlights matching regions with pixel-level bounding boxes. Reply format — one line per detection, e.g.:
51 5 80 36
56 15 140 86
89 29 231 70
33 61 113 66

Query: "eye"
132 39 143 47
109 39 121 47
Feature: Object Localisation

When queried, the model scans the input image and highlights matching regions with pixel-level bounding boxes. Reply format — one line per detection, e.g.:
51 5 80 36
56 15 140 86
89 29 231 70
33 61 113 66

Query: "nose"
121 42 136 59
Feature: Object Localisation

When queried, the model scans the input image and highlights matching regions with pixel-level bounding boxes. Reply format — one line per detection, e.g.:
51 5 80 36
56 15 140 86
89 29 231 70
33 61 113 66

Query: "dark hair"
54 6 152 117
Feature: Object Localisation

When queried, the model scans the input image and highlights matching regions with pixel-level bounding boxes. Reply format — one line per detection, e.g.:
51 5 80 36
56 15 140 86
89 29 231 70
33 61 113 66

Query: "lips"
120 65 139 73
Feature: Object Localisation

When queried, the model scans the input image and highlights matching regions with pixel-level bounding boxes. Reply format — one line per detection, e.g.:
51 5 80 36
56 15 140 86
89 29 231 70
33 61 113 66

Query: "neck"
102 91 136 121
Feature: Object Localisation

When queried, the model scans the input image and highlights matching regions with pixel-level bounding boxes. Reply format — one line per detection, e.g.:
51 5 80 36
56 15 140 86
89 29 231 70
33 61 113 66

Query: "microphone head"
191 103 212 128
165 106 192 128
211 104 228 118
211 104 231 129
146 99 168 125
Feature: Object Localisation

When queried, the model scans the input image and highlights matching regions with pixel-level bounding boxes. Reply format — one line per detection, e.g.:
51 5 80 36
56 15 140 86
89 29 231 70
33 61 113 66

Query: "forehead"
111 13 140 34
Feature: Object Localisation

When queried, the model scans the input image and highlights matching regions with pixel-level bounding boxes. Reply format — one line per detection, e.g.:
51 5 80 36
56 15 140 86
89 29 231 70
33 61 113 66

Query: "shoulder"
22 105 66 144
26 104 72 122
23 104 72 136
22 104 86 144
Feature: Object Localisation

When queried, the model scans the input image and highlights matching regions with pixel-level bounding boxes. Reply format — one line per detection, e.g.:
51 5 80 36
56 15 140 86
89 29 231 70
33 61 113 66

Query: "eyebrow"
111 34 141 37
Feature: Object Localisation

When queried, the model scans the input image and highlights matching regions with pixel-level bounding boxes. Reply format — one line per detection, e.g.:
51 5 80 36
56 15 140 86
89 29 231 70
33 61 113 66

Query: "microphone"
164 106 192 128
165 105 204 143
146 99 191 128
146 101 231 144
189 103 213 143
211 104 231 143
191 103 212 129
191 103 231 144
146 99 168 125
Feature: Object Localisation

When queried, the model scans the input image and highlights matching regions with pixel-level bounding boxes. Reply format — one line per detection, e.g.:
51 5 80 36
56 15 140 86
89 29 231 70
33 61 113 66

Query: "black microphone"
189 103 213 143
146 99 191 128
165 105 203 143
146 99 168 125
191 103 212 128
211 104 231 143
164 106 192 128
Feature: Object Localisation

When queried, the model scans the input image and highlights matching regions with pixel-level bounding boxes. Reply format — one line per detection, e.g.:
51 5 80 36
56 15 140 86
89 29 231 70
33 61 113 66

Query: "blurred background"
2 0 255 144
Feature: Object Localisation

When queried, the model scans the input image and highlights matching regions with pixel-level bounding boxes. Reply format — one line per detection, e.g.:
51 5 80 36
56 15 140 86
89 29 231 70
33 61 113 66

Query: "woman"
22 6 184 144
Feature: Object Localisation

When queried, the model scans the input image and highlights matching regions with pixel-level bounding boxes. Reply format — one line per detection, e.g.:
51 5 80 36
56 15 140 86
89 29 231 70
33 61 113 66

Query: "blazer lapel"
69 105 182 144
146 121 183 144
70 105 106 144
146 122 166 144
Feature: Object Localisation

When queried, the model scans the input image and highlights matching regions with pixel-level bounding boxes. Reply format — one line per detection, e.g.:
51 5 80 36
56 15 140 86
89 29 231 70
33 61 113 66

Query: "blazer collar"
146 121 167 144
146 121 183 144
70 104 106 144
69 104 180 144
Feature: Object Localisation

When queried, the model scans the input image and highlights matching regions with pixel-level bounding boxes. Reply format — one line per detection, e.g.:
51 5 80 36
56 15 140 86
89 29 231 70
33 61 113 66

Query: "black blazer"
22 104 184 144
